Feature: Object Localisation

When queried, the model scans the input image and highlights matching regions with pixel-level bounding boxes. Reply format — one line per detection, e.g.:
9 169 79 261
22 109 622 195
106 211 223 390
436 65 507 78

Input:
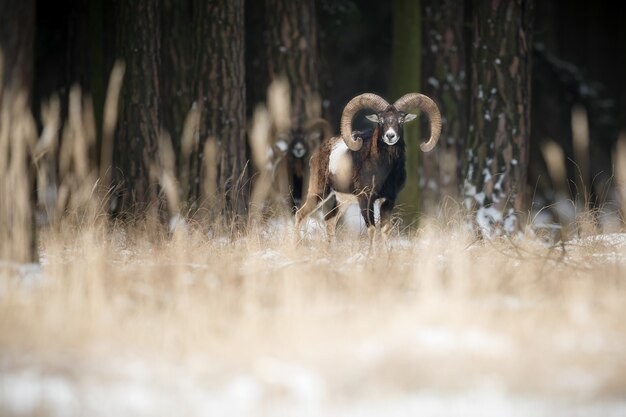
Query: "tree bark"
161 0 194 157
190 0 248 223
245 0 268 116
464 0 533 236
0 0 37 262
88 0 106 142
264 0 319 125
0 0 35 102
114 0 162 212
421 0 467 215
391 0 422 223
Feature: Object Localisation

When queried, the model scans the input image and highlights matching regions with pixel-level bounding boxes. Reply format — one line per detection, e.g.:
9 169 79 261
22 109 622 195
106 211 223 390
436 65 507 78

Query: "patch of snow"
476 206 503 236
254 358 325 405
413 326 512 355
474 192 486 206
1 355 625 417
483 168 492 183
573 233 626 247
275 140 289 152
427 77 440 89
0 261 46 296
224 374 262 407
503 209 517 234
323 392 626 417
0 369 79 416
335 200 381 236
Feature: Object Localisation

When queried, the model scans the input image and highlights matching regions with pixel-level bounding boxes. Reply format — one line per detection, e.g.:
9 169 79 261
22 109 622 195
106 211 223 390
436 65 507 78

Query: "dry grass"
1 219 626 415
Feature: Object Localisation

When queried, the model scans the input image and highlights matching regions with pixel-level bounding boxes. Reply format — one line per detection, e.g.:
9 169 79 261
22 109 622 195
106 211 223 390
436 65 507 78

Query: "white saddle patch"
329 140 349 175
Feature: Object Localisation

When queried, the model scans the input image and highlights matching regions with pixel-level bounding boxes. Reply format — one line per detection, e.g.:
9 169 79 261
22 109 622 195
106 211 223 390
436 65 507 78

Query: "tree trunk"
421 0 468 215
264 0 319 125
114 0 162 213
391 0 422 223
245 0 268 116
464 0 533 236
190 0 248 223
0 0 35 102
161 0 194 158
88 0 106 143
0 0 37 262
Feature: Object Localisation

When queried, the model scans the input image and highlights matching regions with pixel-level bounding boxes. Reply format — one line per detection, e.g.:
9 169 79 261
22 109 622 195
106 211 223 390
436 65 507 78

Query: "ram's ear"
403 113 418 123
365 114 380 123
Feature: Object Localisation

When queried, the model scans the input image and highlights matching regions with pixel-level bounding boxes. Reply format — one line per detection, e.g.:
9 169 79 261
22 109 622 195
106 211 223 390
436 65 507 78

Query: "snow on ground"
569 232 626 248
2 353 626 417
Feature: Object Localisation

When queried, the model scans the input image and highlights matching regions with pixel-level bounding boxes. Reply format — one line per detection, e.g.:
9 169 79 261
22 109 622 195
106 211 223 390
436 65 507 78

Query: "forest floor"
1 214 626 417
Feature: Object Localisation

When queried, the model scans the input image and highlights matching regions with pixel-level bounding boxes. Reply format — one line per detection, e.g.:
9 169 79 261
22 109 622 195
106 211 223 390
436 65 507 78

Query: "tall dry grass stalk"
35 95 60 224
248 104 273 223
1 58 128 266
247 79 294 224
0 91 37 262
614 131 626 223
571 104 590 206
179 105 200 205
99 61 125 190
540 140 567 193
200 137 218 218
267 77 291 134
154 131 180 219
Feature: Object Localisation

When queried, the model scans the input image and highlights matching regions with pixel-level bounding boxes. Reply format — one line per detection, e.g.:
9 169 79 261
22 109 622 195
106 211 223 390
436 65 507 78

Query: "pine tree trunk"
190 0 248 223
264 0 319 125
0 0 35 102
464 0 533 236
0 0 37 262
421 0 467 215
391 0 422 223
88 0 105 142
161 0 194 157
245 0 269 115
114 0 162 212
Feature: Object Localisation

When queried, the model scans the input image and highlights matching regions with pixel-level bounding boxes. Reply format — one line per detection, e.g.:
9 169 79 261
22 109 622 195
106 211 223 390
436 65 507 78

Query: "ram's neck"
369 126 380 157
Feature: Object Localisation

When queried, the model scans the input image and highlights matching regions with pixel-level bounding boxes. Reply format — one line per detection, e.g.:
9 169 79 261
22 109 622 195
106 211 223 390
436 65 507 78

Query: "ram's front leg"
379 197 396 241
358 194 377 250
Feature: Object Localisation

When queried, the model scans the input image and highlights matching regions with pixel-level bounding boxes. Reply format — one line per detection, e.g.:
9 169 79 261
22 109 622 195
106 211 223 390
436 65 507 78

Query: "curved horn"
303 117 332 141
340 93 389 151
393 93 442 152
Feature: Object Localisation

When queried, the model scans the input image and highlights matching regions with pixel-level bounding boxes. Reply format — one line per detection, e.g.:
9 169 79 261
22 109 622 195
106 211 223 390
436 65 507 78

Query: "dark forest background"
2 0 626 239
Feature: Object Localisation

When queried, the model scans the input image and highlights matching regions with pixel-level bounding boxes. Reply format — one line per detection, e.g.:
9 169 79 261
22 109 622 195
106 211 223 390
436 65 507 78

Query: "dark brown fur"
285 127 321 213
296 112 408 234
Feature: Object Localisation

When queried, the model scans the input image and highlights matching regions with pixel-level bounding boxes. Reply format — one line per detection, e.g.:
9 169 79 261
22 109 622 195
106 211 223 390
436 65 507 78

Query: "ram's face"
366 108 418 146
